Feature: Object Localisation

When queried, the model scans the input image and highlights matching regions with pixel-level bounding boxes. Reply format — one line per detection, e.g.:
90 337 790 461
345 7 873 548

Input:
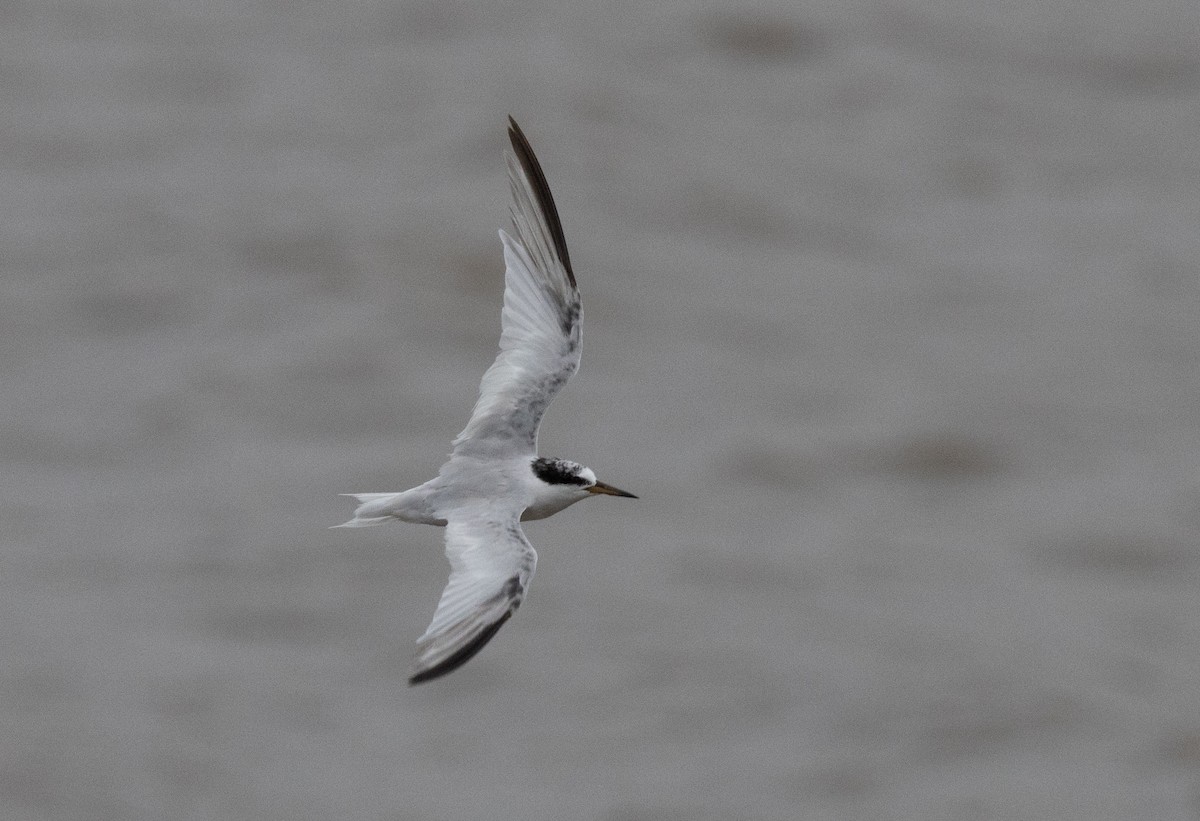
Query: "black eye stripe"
531 457 588 486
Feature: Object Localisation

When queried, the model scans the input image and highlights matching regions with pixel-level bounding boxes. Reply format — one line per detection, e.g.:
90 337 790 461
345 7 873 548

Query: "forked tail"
331 493 400 528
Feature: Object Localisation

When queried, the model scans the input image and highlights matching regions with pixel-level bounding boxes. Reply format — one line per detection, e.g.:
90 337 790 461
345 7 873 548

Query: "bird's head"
524 457 637 520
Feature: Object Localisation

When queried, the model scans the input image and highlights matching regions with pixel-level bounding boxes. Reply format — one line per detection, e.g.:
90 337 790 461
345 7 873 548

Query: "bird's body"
338 456 599 527
336 118 635 684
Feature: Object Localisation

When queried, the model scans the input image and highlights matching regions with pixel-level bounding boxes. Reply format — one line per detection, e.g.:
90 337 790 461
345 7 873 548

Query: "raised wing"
409 508 537 684
452 117 582 457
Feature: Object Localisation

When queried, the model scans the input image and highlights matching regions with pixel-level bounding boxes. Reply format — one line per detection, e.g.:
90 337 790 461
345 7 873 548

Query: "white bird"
336 118 636 684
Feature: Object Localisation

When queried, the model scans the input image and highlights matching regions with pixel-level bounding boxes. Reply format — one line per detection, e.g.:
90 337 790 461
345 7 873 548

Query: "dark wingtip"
506 117 576 287
408 610 514 685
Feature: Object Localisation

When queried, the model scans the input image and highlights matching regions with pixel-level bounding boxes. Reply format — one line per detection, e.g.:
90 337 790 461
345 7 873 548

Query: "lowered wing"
409 507 537 684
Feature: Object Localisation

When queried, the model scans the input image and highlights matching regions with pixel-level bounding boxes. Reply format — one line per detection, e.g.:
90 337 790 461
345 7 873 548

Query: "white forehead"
579 466 597 485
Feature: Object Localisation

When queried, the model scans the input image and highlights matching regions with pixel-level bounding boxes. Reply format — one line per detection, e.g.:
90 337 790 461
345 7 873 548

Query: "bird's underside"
341 117 592 685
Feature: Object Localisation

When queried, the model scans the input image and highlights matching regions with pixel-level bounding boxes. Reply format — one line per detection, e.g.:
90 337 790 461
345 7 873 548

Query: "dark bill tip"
588 481 638 499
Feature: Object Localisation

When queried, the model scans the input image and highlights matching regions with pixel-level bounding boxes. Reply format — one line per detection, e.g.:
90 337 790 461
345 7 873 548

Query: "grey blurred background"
3 1 1200 819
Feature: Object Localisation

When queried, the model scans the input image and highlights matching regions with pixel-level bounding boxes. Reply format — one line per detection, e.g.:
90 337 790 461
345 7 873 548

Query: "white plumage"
336 118 635 684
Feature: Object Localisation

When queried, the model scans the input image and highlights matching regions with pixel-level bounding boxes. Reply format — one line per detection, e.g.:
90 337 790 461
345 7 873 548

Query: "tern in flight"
336 118 636 684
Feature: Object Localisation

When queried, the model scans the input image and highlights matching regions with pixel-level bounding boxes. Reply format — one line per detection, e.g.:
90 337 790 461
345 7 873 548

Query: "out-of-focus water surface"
4 1 1200 818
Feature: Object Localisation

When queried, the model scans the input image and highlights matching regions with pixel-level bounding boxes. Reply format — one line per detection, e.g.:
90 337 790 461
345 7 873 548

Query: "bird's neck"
521 484 586 521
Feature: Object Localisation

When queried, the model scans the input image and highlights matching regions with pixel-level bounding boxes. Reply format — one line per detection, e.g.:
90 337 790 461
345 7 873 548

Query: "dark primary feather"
409 580 522 685
508 116 575 287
